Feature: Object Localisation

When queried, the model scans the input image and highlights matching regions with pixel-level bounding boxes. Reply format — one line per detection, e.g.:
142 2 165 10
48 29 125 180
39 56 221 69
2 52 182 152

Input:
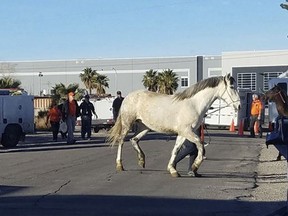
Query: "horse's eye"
230 85 234 89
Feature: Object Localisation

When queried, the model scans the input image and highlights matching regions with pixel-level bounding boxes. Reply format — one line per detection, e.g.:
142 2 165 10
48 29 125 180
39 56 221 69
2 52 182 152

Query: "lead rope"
203 102 232 147
204 87 240 146
278 91 286 104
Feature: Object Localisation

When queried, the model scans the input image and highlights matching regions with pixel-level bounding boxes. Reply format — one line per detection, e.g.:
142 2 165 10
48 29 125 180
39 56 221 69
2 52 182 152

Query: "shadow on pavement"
0 193 286 216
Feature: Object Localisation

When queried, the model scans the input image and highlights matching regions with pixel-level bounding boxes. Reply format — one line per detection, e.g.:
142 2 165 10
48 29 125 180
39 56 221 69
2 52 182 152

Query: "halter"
206 83 240 115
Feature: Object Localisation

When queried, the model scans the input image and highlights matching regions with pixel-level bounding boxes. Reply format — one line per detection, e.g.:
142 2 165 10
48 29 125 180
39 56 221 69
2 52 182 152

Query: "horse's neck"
190 88 219 116
275 98 288 117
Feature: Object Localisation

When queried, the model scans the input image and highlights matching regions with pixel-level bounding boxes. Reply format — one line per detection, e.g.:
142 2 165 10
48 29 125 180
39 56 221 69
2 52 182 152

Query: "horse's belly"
141 117 177 134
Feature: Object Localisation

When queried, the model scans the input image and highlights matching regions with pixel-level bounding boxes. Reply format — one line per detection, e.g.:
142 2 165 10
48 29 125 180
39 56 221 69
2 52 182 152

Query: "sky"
0 0 287 61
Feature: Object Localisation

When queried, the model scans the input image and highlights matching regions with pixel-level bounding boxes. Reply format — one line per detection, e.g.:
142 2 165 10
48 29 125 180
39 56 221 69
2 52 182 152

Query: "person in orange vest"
250 94 263 138
46 100 62 142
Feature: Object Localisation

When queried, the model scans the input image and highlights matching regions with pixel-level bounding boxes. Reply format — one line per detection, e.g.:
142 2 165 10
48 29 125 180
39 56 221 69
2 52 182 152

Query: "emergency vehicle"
0 90 34 148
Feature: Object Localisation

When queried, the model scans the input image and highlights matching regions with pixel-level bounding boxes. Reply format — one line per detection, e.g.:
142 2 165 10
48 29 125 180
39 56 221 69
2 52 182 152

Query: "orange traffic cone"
229 119 235 132
238 119 244 136
200 124 204 143
254 121 259 135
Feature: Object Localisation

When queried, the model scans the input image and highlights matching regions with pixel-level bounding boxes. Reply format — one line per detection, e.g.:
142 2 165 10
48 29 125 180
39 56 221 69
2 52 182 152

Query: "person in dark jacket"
79 95 97 140
62 91 80 144
112 91 124 121
57 100 67 139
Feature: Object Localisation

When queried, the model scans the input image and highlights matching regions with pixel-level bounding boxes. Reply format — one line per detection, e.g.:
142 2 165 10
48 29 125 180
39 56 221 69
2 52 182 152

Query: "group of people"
46 90 124 144
46 91 95 144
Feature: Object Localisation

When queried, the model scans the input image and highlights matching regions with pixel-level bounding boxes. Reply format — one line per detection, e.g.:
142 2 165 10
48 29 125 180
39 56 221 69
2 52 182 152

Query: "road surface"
0 129 286 216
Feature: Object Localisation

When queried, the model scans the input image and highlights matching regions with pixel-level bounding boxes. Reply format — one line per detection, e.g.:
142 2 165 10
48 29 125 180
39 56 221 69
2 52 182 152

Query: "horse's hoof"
170 171 180 178
194 172 202 177
138 160 145 168
116 165 124 171
188 171 202 177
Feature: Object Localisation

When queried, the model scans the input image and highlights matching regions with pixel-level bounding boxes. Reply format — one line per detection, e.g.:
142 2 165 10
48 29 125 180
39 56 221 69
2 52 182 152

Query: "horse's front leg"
130 128 149 168
167 136 186 177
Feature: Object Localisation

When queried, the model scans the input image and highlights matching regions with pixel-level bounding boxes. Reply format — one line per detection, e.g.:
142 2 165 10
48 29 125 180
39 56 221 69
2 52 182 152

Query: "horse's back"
122 90 172 110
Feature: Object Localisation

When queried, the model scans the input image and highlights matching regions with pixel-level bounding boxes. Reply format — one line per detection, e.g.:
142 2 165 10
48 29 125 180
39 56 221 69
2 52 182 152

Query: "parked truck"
0 90 34 148
77 96 115 133
204 89 252 130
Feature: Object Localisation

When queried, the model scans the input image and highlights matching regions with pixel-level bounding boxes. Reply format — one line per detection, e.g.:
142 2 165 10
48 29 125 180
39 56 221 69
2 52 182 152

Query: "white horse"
107 74 241 177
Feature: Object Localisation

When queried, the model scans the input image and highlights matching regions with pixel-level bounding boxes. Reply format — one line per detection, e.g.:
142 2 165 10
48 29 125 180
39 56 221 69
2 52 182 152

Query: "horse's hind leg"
116 126 131 171
130 122 149 168
116 140 125 171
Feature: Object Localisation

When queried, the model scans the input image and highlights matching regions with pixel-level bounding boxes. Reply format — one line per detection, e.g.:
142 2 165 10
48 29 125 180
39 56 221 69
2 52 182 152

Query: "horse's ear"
224 73 233 85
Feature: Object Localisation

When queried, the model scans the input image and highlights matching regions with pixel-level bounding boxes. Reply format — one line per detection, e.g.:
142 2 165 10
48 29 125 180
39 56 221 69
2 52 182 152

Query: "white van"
0 91 34 148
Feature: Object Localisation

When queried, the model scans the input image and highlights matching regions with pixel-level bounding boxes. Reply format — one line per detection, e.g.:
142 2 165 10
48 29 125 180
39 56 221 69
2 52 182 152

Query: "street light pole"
112 68 117 93
38 72 43 96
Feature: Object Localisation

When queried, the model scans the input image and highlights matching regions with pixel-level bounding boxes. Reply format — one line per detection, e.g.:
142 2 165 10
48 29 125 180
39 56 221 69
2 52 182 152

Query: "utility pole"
38 72 43 96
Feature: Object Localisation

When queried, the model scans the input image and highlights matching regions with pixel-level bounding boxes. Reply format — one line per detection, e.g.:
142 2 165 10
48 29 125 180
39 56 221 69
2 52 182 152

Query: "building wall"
1 49 288 97
222 50 288 92
203 56 222 78
0 56 203 97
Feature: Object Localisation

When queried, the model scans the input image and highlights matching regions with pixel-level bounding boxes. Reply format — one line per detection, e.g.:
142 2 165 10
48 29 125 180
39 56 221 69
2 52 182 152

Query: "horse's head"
220 74 241 110
263 85 284 102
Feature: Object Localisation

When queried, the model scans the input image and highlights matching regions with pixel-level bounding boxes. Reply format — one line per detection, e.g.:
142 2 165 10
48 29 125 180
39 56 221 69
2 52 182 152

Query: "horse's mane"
174 76 223 101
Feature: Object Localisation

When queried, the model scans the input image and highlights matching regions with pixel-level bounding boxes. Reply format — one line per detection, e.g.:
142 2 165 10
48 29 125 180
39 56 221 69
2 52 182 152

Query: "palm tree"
0 76 21 88
79 67 97 94
281 1 288 10
142 69 158 92
92 74 109 95
51 83 84 104
157 69 179 95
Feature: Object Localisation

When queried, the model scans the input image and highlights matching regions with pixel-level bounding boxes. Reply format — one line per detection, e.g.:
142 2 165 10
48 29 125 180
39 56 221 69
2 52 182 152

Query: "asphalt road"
0 129 286 216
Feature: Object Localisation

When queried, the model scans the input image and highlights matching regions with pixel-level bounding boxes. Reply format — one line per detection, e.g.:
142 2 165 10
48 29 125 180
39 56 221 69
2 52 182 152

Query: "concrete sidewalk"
252 138 287 216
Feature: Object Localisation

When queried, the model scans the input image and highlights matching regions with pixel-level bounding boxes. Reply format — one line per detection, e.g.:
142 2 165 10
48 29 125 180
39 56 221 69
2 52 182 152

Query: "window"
208 68 222 77
181 77 189 88
237 73 256 91
263 72 283 91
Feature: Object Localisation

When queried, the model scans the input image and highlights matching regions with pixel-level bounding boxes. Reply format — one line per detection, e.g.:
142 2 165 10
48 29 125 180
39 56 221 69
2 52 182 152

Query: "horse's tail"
107 113 123 147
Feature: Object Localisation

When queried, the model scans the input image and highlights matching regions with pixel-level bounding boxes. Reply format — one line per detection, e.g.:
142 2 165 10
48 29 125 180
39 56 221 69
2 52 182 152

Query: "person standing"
250 94 263 138
46 101 62 142
57 99 67 139
62 91 80 144
112 91 124 121
79 95 97 140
